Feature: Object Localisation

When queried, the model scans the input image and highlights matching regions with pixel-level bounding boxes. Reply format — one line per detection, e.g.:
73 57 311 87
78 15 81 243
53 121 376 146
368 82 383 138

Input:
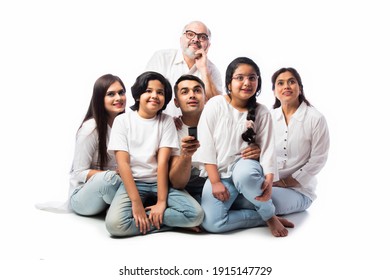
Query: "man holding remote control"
169 75 263 205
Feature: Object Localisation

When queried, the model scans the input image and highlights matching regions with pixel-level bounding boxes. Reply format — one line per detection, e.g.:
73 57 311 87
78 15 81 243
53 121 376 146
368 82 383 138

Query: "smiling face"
138 80 165 119
228 64 258 104
273 71 301 107
104 81 126 123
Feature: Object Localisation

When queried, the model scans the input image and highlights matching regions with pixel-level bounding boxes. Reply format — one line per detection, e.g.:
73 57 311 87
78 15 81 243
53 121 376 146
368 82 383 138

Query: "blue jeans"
184 174 251 209
105 182 204 237
70 170 122 216
201 159 275 233
219 186 313 215
272 187 312 215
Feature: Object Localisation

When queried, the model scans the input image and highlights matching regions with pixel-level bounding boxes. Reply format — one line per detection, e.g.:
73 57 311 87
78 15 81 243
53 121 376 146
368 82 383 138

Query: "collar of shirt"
173 49 186 65
275 101 308 122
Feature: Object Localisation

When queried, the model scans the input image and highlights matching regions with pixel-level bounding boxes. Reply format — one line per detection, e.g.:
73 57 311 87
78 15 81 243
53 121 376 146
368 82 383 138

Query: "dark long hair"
225 57 262 144
80 74 126 169
130 71 172 114
271 67 311 109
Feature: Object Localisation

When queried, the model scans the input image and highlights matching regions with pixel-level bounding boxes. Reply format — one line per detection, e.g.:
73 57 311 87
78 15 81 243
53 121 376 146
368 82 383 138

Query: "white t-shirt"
145 49 222 117
197 95 277 179
69 118 116 196
108 110 179 182
271 102 330 201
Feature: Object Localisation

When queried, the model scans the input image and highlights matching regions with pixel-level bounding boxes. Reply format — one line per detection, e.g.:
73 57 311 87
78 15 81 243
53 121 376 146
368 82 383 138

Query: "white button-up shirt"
271 102 330 201
197 95 276 179
145 49 222 117
70 119 116 196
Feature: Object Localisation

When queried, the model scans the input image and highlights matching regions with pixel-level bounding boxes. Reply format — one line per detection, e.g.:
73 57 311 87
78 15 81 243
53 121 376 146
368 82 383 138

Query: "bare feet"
179 226 203 233
266 216 294 237
277 216 294 228
188 226 202 233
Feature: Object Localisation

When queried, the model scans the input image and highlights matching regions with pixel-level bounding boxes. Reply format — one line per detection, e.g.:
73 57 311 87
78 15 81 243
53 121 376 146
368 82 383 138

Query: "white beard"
183 47 197 59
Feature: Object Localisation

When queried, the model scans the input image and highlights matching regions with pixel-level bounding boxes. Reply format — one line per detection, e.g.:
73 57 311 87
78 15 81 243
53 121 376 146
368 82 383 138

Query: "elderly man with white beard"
145 20 222 117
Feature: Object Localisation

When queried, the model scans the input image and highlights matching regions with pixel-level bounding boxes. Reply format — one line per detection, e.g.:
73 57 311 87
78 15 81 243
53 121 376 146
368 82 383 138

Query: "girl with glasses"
197 57 294 237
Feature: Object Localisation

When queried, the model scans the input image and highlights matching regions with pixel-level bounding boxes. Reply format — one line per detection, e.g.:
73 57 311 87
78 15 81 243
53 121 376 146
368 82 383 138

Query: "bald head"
182 21 211 38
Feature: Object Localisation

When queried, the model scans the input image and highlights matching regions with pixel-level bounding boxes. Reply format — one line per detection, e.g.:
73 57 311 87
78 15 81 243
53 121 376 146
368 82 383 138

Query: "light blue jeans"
201 159 275 233
70 170 122 216
105 182 204 237
184 174 252 210
272 187 312 215
218 184 313 215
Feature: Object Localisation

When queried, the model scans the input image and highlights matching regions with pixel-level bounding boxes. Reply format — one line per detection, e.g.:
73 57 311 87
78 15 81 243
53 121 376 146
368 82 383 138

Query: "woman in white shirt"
105 71 204 237
271 67 330 215
197 57 293 237
69 74 127 216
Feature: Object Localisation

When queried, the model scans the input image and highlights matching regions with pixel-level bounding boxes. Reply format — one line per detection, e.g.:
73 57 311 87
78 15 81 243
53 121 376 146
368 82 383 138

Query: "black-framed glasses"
183 30 209 42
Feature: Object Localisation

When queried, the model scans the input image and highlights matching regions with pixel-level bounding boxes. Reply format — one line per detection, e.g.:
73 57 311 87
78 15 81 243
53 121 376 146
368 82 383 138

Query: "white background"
1 0 389 279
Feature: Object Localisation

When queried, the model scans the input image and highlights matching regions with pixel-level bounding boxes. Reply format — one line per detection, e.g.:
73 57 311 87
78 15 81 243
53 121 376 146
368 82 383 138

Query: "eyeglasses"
232 75 258 82
183 30 209 42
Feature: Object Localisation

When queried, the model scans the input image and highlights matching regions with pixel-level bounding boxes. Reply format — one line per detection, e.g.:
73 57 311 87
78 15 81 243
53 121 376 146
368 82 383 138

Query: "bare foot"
266 216 292 237
188 226 202 233
277 216 294 228
180 226 203 233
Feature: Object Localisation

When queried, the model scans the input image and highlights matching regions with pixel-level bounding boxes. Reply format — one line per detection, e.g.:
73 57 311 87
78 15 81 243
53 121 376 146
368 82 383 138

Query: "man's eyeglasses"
232 75 259 82
183 30 209 42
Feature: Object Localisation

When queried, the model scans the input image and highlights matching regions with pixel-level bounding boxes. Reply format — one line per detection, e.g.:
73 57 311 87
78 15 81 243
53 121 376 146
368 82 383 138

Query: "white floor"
32 204 311 261
2 146 389 279
4 183 388 280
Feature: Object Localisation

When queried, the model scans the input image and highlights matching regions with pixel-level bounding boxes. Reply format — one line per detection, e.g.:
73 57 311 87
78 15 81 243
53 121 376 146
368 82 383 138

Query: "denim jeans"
272 187 312 215
185 174 251 209
201 159 275 233
105 182 204 237
70 170 122 216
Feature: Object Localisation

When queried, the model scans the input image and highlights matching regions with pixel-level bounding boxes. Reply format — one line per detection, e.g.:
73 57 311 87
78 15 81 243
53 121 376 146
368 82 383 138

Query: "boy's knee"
192 207 205 226
180 203 205 227
105 214 131 237
105 217 121 237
